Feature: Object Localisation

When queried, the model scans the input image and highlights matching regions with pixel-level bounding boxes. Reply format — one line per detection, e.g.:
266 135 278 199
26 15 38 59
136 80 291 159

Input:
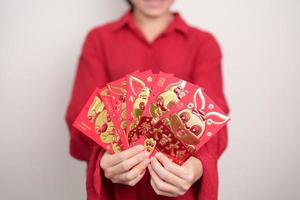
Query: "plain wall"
0 0 299 199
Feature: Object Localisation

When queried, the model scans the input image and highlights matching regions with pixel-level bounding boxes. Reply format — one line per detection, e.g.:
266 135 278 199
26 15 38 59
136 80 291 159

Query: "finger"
155 152 187 179
150 179 177 197
182 156 203 182
126 169 146 186
124 157 150 180
148 164 180 195
107 150 150 175
150 156 185 187
114 157 150 182
105 145 145 167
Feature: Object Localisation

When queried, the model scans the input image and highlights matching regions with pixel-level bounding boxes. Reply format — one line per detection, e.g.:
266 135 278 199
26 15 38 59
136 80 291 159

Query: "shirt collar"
112 10 190 37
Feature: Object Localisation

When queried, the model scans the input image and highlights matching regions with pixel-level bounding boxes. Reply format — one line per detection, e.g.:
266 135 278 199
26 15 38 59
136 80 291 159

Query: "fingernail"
155 152 161 158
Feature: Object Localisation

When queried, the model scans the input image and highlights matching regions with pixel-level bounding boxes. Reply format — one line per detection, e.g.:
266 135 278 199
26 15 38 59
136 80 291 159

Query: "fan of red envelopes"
73 70 230 165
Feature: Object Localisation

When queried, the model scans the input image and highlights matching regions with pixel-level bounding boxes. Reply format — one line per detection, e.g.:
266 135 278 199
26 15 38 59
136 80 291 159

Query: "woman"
65 0 230 199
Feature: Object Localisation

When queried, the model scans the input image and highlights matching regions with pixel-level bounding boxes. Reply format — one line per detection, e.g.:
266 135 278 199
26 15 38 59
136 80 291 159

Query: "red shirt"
65 10 229 200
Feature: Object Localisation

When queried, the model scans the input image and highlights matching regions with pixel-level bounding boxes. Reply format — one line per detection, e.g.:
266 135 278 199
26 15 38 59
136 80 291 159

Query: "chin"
133 0 174 17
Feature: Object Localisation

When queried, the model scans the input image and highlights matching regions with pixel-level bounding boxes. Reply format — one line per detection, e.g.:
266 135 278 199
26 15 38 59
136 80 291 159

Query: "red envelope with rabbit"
165 87 230 153
125 70 158 145
142 72 186 122
131 81 230 164
72 88 127 154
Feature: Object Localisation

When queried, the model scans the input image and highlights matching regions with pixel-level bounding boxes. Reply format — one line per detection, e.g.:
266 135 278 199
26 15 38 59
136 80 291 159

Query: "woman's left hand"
148 152 203 197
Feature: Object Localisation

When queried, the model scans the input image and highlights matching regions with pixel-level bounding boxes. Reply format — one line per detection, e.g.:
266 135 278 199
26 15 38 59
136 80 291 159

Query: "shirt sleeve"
86 146 107 198
65 28 109 161
190 32 230 200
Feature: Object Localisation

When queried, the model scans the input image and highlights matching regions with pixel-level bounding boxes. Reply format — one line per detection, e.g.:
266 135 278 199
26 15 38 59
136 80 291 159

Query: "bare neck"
133 9 174 43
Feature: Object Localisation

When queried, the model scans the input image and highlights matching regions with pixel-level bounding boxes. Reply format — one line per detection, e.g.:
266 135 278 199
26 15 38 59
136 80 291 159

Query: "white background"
1 0 299 199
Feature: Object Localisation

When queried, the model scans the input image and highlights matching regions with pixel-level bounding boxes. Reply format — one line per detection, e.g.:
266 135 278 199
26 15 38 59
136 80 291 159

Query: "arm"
65 28 110 161
148 32 230 199
65 29 151 198
191 32 230 199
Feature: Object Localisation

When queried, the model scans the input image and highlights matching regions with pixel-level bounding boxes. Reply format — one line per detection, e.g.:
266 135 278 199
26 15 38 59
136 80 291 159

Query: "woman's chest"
103 34 199 82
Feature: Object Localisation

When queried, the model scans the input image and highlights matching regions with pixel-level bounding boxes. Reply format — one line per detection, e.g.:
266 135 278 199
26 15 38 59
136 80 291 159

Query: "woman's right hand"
100 145 150 186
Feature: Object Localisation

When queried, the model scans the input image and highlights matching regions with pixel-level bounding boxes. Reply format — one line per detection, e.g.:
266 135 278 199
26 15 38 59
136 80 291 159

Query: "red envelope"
165 87 230 153
125 70 158 145
106 77 129 148
100 86 129 149
72 88 127 154
142 72 186 121
131 116 191 164
129 76 230 164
